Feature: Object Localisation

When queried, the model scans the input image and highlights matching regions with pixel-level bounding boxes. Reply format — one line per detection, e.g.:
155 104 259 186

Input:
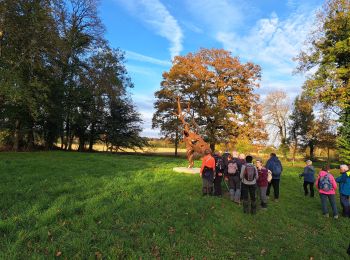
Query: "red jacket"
200 154 215 175
257 167 268 187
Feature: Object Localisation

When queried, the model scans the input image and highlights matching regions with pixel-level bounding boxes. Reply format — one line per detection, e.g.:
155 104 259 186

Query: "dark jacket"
300 165 315 182
266 156 283 179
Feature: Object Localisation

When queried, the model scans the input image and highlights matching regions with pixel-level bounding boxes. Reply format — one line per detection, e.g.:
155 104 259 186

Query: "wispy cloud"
216 6 319 98
115 0 183 58
125 50 171 66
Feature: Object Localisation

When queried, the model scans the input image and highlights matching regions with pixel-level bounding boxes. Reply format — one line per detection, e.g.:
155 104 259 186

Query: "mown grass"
0 151 349 259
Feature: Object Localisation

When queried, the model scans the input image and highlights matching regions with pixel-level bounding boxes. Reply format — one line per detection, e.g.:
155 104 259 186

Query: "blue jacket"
335 171 350 196
300 165 315 182
266 156 283 179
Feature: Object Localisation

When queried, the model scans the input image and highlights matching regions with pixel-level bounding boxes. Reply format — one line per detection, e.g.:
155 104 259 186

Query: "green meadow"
0 152 349 259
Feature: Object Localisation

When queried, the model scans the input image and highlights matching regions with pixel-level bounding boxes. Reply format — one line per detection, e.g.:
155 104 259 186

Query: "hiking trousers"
241 183 256 214
267 179 280 199
202 177 213 195
320 193 338 217
228 175 241 202
214 175 223 196
303 181 314 197
340 194 350 217
257 186 268 208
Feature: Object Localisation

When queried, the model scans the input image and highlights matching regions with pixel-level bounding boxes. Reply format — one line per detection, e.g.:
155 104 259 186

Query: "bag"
272 160 282 176
203 166 214 180
244 164 256 181
227 161 238 175
267 170 272 183
215 157 225 173
319 174 333 192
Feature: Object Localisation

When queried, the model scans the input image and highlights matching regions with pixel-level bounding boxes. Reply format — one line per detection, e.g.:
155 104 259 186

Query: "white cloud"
216 7 319 98
125 50 171 66
115 0 183 58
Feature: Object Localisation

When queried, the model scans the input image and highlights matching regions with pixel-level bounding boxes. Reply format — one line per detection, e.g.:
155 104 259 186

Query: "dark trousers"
340 194 350 217
241 183 256 214
214 175 223 196
266 179 280 199
303 181 314 197
320 193 338 216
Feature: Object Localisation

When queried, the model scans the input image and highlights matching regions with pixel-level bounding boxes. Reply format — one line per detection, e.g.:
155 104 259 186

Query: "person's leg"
216 176 222 196
250 185 257 214
273 179 280 200
266 181 271 197
202 178 208 195
342 195 350 217
340 194 346 216
328 194 338 217
260 186 268 208
233 175 241 203
320 193 328 215
241 183 249 213
208 175 214 195
228 176 235 201
310 182 314 197
303 181 308 196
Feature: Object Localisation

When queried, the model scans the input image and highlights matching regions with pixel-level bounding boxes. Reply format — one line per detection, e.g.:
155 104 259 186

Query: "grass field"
0 152 349 259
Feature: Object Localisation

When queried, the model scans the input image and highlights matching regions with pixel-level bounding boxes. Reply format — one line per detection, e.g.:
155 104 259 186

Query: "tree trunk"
88 123 95 152
174 128 178 156
60 135 64 150
309 143 314 160
27 127 35 150
68 134 74 151
13 119 21 151
78 135 84 152
65 117 70 150
327 147 330 166
210 143 215 153
292 139 297 166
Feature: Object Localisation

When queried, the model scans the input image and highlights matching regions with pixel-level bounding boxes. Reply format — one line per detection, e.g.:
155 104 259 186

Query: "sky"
99 0 323 138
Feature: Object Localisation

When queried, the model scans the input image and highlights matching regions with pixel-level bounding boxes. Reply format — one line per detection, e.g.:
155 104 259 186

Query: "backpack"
215 157 225 173
319 174 333 192
227 161 238 175
271 160 282 176
244 164 256 181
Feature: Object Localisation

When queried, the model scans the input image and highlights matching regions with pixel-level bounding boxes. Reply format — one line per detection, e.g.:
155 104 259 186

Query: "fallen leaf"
55 251 62 257
95 251 102 259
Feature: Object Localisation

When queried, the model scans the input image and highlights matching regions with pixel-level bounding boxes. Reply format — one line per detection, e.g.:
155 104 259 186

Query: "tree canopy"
153 48 267 151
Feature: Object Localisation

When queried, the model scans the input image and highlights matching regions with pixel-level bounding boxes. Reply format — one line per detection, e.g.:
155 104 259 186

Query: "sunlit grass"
0 151 348 258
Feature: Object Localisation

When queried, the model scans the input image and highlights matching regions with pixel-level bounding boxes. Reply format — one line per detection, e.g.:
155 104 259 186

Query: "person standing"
256 159 268 209
299 160 316 197
200 149 215 196
266 153 283 202
335 165 350 217
226 153 242 203
316 165 338 218
213 151 225 196
240 155 258 214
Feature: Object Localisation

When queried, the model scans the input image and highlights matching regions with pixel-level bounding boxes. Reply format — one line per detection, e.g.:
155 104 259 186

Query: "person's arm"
200 158 205 176
315 174 320 189
331 175 337 190
255 167 259 181
240 165 245 180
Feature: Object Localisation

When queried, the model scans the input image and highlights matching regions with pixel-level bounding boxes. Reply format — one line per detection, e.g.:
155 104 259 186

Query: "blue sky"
99 0 323 137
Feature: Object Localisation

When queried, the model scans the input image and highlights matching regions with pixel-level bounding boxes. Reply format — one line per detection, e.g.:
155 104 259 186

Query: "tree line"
0 0 145 152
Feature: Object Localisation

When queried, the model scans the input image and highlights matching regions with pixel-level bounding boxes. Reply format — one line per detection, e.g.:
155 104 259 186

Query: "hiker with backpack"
200 149 216 196
213 151 225 197
226 153 242 203
266 153 283 202
256 159 269 209
335 165 350 217
299 160 316 197
240 155 258 214
316 165 338 218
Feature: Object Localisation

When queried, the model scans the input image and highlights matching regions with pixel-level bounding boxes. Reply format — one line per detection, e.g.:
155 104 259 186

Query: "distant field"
0 151 348 259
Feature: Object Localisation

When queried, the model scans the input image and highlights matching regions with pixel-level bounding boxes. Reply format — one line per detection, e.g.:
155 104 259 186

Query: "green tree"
296 0 350 163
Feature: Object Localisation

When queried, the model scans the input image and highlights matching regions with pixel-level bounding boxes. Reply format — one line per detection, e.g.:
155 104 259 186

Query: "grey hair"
340 164 349 171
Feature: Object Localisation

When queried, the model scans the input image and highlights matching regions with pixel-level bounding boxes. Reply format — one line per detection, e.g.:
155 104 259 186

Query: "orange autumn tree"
153 48 267 151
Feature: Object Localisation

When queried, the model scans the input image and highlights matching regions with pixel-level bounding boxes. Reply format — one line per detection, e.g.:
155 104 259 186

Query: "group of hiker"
199 149 350 218
200 150 282 214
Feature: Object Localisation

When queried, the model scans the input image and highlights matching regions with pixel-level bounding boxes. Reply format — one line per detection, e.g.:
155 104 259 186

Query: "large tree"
263 91 290 158
296 0 350 163
153 48 266 151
